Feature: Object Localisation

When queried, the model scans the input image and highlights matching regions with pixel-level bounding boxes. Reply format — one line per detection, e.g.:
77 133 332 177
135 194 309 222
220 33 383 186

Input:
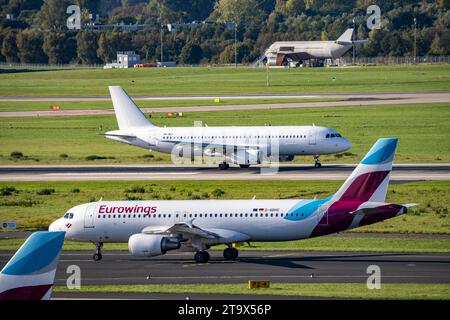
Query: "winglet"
109 86 155 130
0 231 65 300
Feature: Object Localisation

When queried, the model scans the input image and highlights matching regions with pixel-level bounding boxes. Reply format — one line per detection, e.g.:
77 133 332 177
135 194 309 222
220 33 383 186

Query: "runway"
1 92 449 118
2 249 449 285
0 164 449 181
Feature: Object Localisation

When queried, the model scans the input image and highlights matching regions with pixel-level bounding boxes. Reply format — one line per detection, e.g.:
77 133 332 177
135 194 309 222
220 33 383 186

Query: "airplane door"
308 128 316 145
84 205 96 228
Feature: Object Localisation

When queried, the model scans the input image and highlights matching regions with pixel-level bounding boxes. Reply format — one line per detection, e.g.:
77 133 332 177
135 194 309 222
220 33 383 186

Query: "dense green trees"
0 0 448 65
16 29 46 63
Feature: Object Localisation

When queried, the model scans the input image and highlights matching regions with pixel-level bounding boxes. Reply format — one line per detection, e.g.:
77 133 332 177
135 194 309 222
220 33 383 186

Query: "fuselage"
266 41 352 60
49 198 406 245
106 125 352 161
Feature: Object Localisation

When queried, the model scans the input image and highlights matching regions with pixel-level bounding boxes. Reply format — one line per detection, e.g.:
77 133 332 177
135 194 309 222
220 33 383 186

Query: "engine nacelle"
279 155 295 162
128 234 180 257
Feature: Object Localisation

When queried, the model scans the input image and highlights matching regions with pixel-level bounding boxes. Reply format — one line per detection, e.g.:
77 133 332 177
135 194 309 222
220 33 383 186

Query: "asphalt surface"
0 163 448 181
1 250 448 288
1 245 449 299
1 92 449 117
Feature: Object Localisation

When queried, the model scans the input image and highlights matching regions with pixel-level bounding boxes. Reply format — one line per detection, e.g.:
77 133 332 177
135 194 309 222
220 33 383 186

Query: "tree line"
0 0 448 65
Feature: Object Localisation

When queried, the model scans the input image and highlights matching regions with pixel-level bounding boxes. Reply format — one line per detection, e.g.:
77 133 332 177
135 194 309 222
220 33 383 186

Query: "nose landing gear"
93 242 103 261
313 155 322 168
218 162 230 170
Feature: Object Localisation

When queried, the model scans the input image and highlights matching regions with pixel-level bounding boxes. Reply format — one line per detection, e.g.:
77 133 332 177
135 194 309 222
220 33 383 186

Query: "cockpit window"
63 213 74 219
326 134 330 138
69 213 74 219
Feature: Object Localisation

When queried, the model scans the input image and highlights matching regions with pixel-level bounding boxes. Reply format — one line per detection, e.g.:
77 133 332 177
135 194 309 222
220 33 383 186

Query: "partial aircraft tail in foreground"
331 138 398 203
109 86 155 130
0 231 65 300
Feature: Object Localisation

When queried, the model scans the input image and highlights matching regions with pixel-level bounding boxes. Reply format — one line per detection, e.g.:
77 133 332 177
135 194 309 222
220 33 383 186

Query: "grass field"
1 103 449 164
0 180 448 234
1 235 449 253
53 283 450 300
0 98 346 112
0 65 449 96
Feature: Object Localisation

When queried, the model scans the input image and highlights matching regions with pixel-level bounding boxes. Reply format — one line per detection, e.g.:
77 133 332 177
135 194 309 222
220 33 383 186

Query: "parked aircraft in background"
103 86 352 169
0 231 65 300
49 138 414 263
265 28 368 67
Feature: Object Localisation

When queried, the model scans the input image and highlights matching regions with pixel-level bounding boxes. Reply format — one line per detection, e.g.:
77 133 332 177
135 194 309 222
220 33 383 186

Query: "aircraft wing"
142 222 250 243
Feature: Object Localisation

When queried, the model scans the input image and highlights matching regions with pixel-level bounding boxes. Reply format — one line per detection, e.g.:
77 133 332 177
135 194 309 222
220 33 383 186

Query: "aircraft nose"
48 219 63 232
340 138 352 151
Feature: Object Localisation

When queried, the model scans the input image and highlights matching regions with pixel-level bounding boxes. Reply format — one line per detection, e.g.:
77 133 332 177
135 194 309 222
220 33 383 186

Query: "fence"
338 55 450 66
0 62 103 70
1 55 449 70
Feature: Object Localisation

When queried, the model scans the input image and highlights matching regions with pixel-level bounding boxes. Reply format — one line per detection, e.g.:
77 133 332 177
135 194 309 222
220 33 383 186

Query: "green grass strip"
53 283 450 300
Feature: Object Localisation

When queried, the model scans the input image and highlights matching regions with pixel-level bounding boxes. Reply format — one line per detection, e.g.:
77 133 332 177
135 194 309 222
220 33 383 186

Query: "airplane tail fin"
0 231 65 300
336 28 354 43
109 86 155 130
331 138 398 203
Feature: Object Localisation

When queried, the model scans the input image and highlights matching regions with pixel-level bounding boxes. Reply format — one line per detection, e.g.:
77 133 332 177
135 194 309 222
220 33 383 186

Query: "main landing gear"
218 161 230 170
194 251 210 263
93 242 103 261
223 247 239 260
193 247 239 263
313 155 322 168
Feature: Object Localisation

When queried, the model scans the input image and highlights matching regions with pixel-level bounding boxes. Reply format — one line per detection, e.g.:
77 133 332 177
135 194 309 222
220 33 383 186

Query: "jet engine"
128 234 180 257
278 155 295 162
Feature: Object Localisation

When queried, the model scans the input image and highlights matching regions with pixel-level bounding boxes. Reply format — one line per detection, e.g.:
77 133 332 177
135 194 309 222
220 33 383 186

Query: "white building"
104 51 141 69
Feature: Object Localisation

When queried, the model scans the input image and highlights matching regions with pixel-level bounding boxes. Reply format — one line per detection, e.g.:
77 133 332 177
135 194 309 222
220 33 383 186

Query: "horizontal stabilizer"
336 39 368 46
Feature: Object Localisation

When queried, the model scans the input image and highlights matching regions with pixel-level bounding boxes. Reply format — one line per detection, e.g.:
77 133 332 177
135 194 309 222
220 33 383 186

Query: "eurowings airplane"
0 231 65 300
265 28 368 66
103 86 351 169
49 138 414 263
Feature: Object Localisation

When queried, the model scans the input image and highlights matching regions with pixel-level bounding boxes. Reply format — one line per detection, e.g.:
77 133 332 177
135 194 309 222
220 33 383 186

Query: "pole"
352 18 355 66
234 21 237 68
266 64 270 87
413 18 417 64
160 25 163 63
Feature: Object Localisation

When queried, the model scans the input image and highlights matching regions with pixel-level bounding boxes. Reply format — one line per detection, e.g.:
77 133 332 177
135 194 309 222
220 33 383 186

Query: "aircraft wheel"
223 247 238 260
194 251 210 263
93 253 102 261
314 162 322 168
219 163 229 170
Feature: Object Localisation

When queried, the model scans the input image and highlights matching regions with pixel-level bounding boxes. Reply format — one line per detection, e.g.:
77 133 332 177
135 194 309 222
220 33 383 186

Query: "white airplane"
103 86 352 169
265 28 368 67
49 138 414 263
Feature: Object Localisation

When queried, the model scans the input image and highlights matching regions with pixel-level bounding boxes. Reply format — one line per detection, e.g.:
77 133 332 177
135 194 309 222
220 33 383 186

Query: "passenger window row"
97 212 307 219
162 135 308 140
